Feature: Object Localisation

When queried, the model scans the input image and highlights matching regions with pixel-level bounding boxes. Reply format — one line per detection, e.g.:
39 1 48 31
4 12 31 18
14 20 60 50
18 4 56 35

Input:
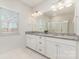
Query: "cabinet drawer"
38 40 45 46
26 34 39 39
37 36 46 55
37 37 46 46
46 37 77 46
37 46 46 55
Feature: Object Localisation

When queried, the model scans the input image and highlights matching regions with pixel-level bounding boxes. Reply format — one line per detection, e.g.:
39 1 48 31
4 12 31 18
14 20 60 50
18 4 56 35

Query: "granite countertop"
25 31 79 41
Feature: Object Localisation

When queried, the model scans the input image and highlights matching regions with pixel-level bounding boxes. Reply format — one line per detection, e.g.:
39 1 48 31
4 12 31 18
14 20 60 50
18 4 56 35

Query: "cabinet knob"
39 49 42 51
39 37 42 39
56 45 59 46
39 42 42 44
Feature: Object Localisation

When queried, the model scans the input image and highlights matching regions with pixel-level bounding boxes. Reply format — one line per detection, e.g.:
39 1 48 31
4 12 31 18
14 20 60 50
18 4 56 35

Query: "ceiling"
19 0 75 16
44 6 75 17
20 0 46 7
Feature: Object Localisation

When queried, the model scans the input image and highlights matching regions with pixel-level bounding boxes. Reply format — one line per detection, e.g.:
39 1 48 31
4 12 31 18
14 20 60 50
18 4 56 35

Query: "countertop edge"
25 32 79 41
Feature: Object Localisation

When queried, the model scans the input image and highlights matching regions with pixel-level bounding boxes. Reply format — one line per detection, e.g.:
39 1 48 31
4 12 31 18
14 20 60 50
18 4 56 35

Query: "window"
0 7 19 34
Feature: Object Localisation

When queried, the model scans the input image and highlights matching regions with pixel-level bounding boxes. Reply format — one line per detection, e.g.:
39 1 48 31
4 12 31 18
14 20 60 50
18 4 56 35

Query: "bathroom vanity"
25 32 79 59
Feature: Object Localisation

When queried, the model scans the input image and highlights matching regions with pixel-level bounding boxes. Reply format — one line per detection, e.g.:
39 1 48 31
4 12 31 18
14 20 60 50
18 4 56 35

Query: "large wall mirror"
33 0 75 34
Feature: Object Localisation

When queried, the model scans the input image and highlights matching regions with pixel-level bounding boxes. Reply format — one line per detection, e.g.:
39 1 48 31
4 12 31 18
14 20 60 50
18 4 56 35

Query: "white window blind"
0 7 19 34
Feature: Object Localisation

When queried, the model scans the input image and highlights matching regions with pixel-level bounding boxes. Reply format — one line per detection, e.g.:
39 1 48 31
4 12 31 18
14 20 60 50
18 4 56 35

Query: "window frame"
0 7 19 35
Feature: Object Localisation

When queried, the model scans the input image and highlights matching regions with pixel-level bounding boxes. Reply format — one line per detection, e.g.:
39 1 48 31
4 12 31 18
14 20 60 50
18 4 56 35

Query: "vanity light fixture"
52 8 57 11
32 11 43 17
51 0 73 11
51 5 57 11
64 0 73 7
38 11 43 15
58 2 63 6
59 6 64 10
65 3 73 7
65 0 73 4
58 2 64 10
51 5 56 9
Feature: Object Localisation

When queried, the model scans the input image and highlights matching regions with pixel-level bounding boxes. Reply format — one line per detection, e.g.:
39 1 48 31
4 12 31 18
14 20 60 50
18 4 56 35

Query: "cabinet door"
36 37 46 55
58 44 76 59
26 35 31 48
30 37 37 50
26 35 37 50
46 39 57 59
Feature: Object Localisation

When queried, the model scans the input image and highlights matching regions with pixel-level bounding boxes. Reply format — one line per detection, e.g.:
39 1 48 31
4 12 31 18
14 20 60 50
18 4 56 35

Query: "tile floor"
0 48 48 59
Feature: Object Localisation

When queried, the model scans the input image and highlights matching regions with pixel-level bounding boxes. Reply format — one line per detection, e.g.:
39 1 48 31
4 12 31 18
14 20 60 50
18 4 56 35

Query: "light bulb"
64 0 73 7
59 6 64 10
57 2 64 10
65 3 72 7
51 5 56 9
32 13 35 16
65 0 73 4
52 8 57 11
58 2 63 6
51 5 57 11
38 11 43 15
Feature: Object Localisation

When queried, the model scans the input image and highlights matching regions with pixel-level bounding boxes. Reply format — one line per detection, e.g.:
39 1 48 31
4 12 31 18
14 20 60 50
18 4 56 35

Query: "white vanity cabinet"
36 37 46 55
26 34 38 50
26 34 46 55
46 39 57 59
26 34 77 59
58 44 76 59
46 37 77 59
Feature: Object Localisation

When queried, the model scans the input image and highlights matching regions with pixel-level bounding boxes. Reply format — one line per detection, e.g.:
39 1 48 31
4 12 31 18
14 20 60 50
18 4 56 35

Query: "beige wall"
0 0 33 53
